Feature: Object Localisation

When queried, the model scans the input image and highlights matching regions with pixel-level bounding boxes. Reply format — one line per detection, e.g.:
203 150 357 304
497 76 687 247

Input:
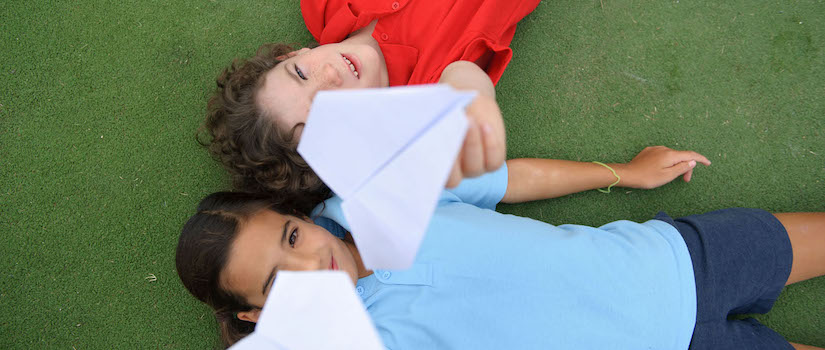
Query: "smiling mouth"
342 55 359 79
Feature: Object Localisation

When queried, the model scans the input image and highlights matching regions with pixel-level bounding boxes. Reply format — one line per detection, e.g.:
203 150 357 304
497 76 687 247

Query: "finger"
668 150 712 166
683 168 694 182
445 161 463 188
461 122 485 178
669 160 697 179
481 122 506 171
681 151 711 166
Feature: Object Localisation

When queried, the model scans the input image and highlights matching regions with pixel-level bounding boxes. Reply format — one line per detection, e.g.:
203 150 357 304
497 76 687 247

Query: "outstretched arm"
501 146 711 203
438 61 505 187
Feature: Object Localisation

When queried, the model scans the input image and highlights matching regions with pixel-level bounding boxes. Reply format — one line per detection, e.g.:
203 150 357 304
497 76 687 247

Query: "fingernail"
689 160 696 167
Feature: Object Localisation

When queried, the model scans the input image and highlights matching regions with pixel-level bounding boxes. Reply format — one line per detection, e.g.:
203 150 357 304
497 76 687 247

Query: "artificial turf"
1 0 822 348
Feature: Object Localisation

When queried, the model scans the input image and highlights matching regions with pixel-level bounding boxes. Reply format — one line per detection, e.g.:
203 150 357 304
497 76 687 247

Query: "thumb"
683 168 694 182
445 162 463 188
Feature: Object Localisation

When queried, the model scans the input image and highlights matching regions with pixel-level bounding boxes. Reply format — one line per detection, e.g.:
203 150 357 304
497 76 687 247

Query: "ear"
236 309 262 323
276 48 311 61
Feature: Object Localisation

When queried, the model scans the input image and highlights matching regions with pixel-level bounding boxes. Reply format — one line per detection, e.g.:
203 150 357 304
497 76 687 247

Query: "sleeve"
443 162 508 209
453 37 513 86
300 0 361 45
311 196 352 234
300 0 327 42
313 216 347 240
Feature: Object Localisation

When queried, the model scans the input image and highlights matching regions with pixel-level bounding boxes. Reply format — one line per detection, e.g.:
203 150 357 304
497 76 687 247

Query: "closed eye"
294 64 307 80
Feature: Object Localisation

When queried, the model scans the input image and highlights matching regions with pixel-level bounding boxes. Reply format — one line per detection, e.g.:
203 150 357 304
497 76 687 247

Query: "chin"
363 72 383 88
358 53 385 87
345 270 359 285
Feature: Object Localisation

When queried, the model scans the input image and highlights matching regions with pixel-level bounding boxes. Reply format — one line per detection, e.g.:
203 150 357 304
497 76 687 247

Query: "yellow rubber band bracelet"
593 161 620 194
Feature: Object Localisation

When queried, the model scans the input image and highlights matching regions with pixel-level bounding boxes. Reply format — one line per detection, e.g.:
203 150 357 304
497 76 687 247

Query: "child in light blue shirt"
313 164 696 349
176 147 825 349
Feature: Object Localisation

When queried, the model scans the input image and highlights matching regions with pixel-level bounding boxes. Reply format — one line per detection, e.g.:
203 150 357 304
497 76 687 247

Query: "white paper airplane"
229 271 384 350
298 85 474 270
230 333 286 350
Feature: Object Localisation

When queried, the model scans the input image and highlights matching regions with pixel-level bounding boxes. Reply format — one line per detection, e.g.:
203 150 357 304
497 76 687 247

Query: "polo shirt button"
382 271 392 279
391 1 400 10
380 33 389 41
356 286 365 295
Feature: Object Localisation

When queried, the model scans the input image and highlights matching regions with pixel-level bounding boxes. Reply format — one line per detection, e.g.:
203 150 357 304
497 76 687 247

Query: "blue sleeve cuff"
444 162 508 209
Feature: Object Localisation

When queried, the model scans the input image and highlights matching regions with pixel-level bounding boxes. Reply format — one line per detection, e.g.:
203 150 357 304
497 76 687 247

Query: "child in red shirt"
301 0 540 86
203 0 541 213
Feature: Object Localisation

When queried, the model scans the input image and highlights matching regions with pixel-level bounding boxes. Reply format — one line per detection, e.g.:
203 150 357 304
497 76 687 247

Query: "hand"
445 95 507 187
616 146 711 189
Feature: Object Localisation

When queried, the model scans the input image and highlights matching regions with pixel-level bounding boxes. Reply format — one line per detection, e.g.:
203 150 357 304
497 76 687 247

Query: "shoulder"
438 61 496 99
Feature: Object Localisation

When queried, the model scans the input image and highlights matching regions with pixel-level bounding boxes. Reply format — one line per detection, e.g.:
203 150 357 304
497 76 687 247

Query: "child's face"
257 42 388 141
220 209 360 309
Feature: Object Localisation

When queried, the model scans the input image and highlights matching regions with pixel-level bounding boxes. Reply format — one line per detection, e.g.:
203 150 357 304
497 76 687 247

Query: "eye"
288 227 298 247
294 64 307 80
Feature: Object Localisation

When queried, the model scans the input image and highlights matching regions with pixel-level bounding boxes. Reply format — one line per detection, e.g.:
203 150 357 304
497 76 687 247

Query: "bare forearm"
501 158 623 203
501 147 712 204
790 343 825 350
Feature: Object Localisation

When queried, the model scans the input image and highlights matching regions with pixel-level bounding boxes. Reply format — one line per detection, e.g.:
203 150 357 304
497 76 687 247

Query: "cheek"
365 52 383 86
261 86 311 129
368 74 382 88
273 101 311 132
221 270 257 305
335 242 360 283
246 293 267 309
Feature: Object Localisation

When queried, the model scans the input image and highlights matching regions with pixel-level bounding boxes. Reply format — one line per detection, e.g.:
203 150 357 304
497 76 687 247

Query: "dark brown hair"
200 43 330 215
175 191 300 348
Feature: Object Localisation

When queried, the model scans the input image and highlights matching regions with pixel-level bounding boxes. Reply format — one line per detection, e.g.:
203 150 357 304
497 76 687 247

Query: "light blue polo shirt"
312 164 696 350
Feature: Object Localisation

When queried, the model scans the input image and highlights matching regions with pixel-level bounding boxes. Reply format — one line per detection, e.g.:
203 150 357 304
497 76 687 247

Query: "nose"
316 62 343 89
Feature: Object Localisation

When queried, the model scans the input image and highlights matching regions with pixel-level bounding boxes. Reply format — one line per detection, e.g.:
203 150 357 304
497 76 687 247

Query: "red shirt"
301 0 540 86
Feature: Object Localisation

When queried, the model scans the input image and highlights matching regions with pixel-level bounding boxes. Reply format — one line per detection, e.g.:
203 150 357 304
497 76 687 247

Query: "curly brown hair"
200 43 330 215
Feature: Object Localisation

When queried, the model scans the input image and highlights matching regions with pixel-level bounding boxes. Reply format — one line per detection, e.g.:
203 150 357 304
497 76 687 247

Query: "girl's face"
256 42 389 140
220 209 361 314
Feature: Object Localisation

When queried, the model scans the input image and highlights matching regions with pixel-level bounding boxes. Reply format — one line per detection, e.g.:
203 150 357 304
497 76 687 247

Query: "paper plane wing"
341 102 468 269
298 85 474 199
298 85 475 270
231 271 383 350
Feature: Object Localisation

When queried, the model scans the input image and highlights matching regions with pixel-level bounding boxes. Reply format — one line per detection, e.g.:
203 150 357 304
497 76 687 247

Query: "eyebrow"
261 219 292 295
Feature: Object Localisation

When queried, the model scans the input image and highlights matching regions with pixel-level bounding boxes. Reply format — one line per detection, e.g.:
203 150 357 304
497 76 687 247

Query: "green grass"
1 0 823 348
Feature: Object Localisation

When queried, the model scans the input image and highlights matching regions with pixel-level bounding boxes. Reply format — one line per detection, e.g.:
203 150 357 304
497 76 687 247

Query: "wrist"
609 163 634 188
591 161 622 193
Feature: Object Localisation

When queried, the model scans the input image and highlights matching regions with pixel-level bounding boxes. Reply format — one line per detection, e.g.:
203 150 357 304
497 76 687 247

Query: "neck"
344 20 389 87
344 233 373 279
346 19 378 43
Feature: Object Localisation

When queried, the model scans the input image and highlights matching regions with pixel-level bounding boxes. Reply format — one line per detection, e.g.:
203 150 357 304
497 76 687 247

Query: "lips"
330 255 338 270
341 53 360 79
